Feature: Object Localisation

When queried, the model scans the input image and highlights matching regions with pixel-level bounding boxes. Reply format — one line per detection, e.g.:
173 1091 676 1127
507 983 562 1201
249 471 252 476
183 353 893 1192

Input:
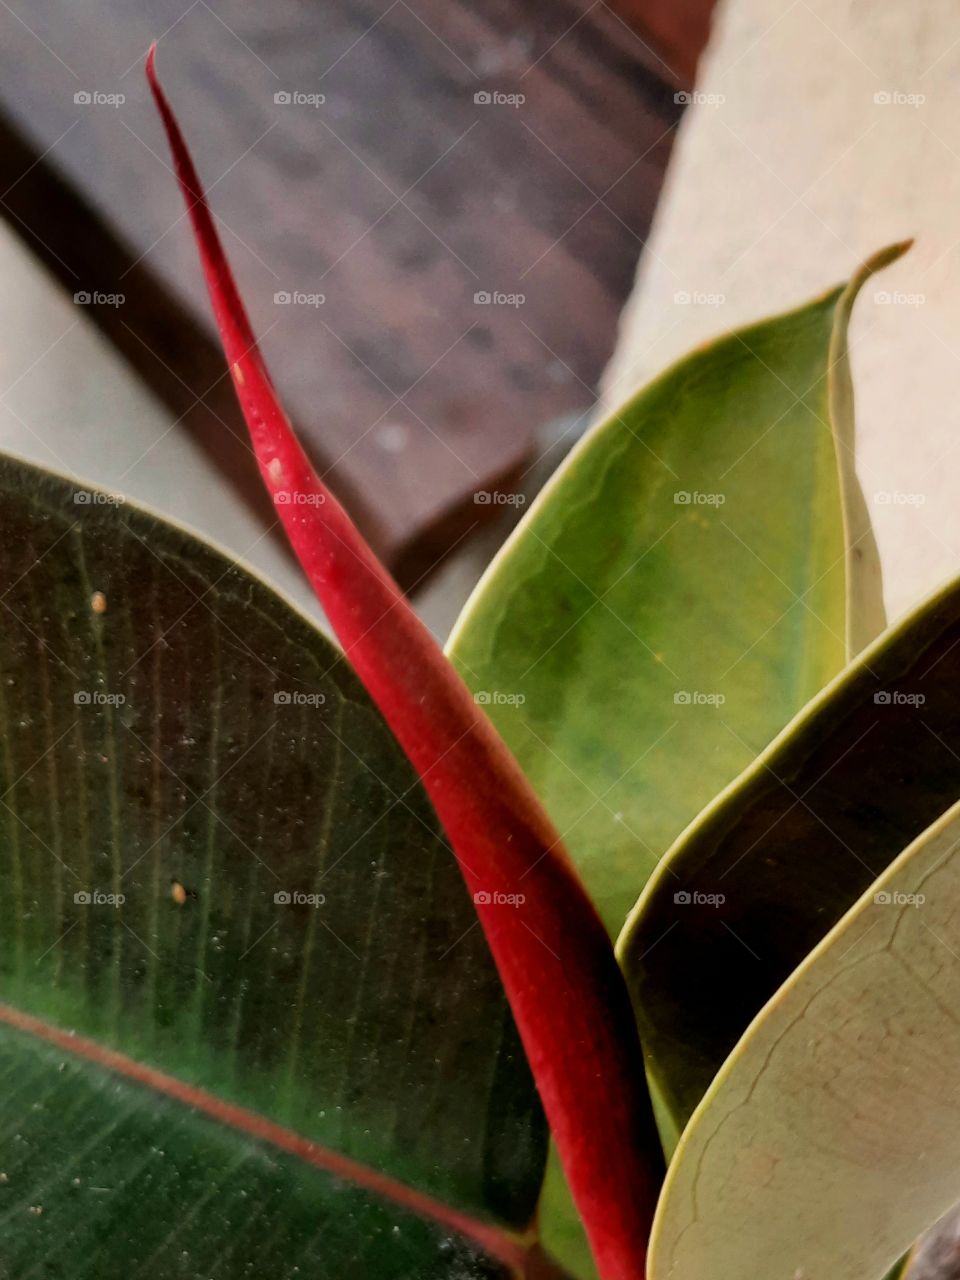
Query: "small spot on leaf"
171 879 192 905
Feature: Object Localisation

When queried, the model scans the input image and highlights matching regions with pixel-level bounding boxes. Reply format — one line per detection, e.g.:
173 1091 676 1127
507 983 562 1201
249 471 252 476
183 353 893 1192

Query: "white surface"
600 0 960 621
0 222 327 627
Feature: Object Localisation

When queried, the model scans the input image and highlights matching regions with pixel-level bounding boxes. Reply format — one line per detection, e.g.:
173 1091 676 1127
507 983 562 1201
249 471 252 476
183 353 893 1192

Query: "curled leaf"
147 47 662 1280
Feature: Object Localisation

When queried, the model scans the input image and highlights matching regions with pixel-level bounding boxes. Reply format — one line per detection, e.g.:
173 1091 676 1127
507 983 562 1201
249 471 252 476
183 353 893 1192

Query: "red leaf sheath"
147 47 662 1280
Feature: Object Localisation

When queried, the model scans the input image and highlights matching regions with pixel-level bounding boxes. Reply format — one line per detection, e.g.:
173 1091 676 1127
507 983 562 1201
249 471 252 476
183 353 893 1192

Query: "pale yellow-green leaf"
650 796 960 1280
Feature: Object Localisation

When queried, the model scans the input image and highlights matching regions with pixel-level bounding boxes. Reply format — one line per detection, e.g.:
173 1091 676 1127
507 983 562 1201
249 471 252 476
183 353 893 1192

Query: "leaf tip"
835 238 915 324
858 237 914 280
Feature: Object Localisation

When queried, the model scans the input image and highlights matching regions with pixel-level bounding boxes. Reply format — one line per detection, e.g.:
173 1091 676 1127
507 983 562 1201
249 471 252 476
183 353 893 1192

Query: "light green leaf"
828 245 898 653
619 573 960 1137
649 795 960 1280
448 246 905 940
0 453 548 1277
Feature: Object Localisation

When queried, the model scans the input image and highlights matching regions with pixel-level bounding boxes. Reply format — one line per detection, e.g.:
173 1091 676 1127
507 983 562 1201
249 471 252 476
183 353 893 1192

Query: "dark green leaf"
619 573 960 1133
0 453 546 1276
0 1017 521 1279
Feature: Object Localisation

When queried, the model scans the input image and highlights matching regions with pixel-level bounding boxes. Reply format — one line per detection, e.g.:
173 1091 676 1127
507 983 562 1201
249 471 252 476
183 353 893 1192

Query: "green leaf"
0 1014 531 1279
448 246 905 940
537 1150 600 1280
648 795 960 1280
619 573 960 1135
0 453 547 1276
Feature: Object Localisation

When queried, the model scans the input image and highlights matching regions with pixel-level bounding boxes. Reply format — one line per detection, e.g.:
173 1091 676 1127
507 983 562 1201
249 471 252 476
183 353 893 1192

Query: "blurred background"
0 0 955 637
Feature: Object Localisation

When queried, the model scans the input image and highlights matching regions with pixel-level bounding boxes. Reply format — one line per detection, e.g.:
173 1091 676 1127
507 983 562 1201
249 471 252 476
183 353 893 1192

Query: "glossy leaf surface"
649 797 960 1280
0 454 545 1276
448 249 903 937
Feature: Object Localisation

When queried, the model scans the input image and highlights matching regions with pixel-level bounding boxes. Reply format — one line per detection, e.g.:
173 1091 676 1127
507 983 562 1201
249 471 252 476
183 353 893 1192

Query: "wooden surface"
0 0 685 583
607 0 715 86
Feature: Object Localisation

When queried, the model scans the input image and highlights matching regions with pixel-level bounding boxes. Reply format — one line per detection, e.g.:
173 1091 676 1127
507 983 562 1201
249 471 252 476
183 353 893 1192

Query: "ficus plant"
0 46 956 1280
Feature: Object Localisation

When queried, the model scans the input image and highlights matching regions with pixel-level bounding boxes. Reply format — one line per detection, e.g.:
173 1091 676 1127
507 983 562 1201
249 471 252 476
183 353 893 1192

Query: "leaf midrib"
0 1000 534 1271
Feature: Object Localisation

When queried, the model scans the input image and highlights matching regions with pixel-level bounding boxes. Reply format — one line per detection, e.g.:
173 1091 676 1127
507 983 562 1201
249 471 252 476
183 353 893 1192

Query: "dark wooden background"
0 0 710 584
